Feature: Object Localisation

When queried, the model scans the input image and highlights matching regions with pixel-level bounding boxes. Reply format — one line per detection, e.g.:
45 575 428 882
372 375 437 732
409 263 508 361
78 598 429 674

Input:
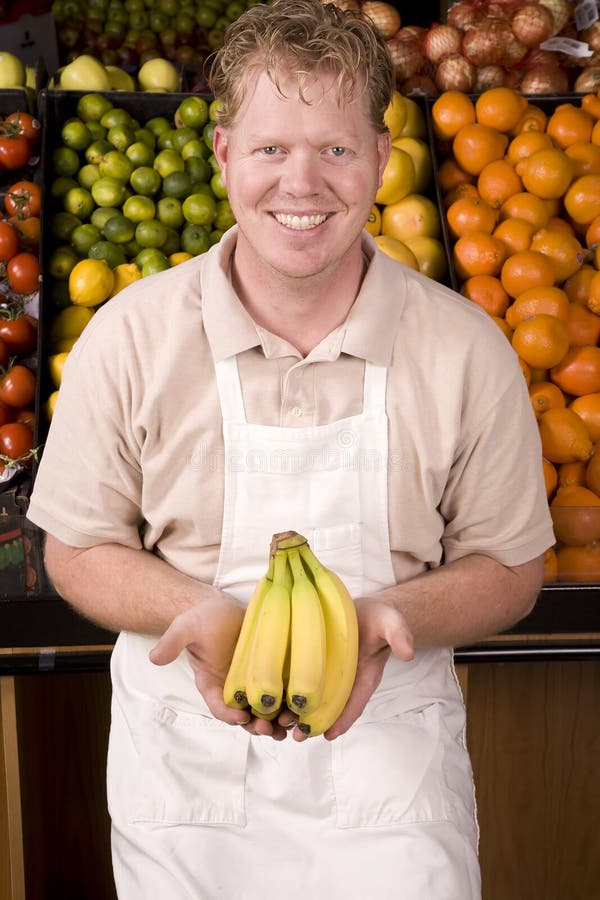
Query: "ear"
212 125 229 184
376 130 392 189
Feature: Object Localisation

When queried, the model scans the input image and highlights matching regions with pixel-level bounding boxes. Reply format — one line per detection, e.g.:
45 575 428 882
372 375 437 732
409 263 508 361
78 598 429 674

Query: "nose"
279 149 321 197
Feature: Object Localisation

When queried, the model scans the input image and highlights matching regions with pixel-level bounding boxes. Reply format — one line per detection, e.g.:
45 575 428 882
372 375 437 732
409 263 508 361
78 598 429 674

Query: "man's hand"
294 596 414 742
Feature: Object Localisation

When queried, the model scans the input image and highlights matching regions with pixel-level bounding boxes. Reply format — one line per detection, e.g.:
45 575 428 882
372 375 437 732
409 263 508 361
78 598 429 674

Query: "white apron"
107 357 481 900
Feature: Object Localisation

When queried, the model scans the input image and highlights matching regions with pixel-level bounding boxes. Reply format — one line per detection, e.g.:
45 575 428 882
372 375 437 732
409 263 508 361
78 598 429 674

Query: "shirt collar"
201 227 407 366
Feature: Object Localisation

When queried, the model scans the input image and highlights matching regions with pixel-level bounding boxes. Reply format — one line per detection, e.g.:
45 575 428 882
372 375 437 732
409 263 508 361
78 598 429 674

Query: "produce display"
223 531 358 736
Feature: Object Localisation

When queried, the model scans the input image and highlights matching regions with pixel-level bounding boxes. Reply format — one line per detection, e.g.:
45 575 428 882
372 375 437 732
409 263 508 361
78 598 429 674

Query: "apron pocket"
331 704 452 828
130 703 250 826
311 523 363 586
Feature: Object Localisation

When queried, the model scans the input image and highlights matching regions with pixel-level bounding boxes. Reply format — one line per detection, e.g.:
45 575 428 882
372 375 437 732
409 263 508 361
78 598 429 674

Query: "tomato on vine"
5 181 41 218
0 421 34 463
8 215 40 252
0 364 36 408
6 252 39 294
3 112 41 145
0 313 37 354
0 135 32 171
0 219 19 261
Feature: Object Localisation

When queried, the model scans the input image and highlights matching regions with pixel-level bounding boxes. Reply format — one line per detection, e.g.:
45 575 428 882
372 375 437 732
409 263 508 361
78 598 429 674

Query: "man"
27 0 554 895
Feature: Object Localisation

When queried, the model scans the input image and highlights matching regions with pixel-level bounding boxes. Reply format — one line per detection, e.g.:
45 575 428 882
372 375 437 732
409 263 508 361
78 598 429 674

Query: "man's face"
212 68 391 282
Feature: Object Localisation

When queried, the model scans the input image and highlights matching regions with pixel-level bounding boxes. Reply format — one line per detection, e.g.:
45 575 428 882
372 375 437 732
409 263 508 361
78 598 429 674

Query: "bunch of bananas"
223 531 359 737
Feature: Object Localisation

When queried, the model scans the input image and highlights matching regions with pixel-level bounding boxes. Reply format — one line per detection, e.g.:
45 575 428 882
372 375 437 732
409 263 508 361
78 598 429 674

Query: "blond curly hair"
208 0 394 133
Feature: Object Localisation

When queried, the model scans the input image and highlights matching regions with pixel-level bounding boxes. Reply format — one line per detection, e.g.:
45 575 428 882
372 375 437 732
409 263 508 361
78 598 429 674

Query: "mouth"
273 213 329 230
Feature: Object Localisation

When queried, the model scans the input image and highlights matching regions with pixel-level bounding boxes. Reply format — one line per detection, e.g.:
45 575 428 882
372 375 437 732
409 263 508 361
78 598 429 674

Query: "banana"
296 543 359 737
223 555 275 710
245 549 292 716
286 548 327 715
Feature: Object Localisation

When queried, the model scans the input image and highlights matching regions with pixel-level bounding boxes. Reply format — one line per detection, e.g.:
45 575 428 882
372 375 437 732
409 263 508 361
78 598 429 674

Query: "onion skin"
447 1 482 31
361 1 401 40
519 62 570 94
537 0 571 35
400 74 438 96
574 67 600 92
386 32 424 81
474 64 507 91
434 52 476 92
461 20 513 67
511 3 555 48
422 24 463 64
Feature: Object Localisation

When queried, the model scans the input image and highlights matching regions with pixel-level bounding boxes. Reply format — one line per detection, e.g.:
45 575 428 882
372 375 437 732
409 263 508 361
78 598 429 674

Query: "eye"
330 147 346 157
262 146 279 155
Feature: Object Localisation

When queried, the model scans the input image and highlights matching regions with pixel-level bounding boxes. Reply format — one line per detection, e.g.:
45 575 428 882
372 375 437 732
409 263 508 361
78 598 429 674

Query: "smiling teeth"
275 213 327 230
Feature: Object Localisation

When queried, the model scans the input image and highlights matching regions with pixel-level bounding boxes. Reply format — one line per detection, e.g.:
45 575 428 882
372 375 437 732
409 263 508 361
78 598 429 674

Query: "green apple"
105 66 137 92
60 56 112 92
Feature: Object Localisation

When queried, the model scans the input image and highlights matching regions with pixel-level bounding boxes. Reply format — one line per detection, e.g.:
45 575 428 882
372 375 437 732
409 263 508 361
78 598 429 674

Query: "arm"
314 551 544 741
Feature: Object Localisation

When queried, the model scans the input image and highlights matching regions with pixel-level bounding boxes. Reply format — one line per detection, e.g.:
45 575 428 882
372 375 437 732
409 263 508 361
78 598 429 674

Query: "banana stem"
272 549 289 585
287 547 307 582
298 542 322 576
270 531 308 555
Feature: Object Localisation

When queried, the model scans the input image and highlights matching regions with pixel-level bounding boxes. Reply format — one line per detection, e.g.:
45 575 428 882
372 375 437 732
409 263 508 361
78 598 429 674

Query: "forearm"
44 534 222 636
371 553 544 649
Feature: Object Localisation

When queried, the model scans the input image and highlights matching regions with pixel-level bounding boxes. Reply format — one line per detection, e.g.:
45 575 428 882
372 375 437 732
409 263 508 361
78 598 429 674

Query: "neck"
231 247 366 357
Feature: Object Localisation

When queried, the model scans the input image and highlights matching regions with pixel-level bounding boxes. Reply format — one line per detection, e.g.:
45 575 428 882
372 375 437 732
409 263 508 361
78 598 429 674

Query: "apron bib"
107 357 481 899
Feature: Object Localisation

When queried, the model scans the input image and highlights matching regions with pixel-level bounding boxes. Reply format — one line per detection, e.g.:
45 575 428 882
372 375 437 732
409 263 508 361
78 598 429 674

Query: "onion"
422 24 463 64
386 32 424 81
574 66 600 92
462 19 513 66
519 61 569 93
580 21 600 54
521 47 560 69
361 1 401 40
400 73 438 95
474 64 507 91
434 53 476 92
501 31 529 68
537 0 571 35
320 0 361 10
511 3 555 47
446 0 482 31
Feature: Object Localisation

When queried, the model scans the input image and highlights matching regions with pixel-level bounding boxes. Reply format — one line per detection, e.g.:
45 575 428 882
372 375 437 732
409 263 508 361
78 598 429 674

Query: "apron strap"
214 357 246 423
363 362 388 413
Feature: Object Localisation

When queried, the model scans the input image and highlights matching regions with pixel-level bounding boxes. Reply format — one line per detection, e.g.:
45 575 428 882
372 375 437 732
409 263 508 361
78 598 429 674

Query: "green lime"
130 166 162 196
145 116 171 138
195 4 218 27
226 0 244 16
88 240 127 268
135 247 162 268
207 152 220 175
161 170 192 200
135 218 168 249
176 95 209 129
91 206 121 231
157 128 177 151
182 139 209 162
170 126 198 153
78 163 101 190
71 223 102 255
153 148 185 179
107 124 137 152
51 279 71 309
86 121 107 141
99 149 134 182
203 121 217 152
123 194 156 222
134 127 156 149
126 141 155 168
61 118 93 151
161 225 180 256
215 199 236 231
156 196 183 229
182 192 217 226
101 108 137 130
184 154 211 184
77 93 114 123
103 214 136 244
63 186 95 220
190 182 214 197
181 222 210 255
123 238 141 257
52 146 80 177
210 170 228 200
85 139 113 165
51 176 78 199
141 254 170 277
91 176 127 208
209 229 224 246
209 99 222 123
49 245 80 280
51 211 82 241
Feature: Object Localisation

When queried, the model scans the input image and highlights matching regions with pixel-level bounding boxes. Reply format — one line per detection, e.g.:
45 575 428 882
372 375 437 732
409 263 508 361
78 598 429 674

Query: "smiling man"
27 0 554 896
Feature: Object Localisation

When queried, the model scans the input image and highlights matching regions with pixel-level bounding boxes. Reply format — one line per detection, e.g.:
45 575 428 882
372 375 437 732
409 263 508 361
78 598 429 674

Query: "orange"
589 117 600 146
565 141 600 177
556 542 600 582
515 148 575 200
550 345 600 396
550 484 600 546
492 217 536 255
564 265 597 305
530 366 549 384
557 460 588 488
438 156 475 195
474 87 528 133
538 406 593 463
461 274 510 317
476 159 523 209
585 214 600 248
510 103 548 136
492 315 513 340
585 445 600 495
544 216 576 236
543 457 559 497
507 130 554 167
545 103 594 149
511 314 570 369
529 228 585 283
446 196 497 238
505 285 570 329
563 174 600 226
566 302 600 347
581 92 600 120
452 123 509 176
518 357 532 385
500 249 556 298
453 231 507 279
431 90 476 141
569 393 600 442
443 182 481 208
585 268 600 314
529 380 567 418
543 546 558 583
499 192 550 230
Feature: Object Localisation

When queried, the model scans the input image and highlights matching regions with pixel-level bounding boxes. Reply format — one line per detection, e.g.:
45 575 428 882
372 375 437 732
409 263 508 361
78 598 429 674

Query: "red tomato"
0 421 34 460
5 181 41 218
6 252 39 294
14 407 34 429
9 215 40 251
0 399 13 425
0 336 9 369
3 112 41 145
0 219 19 261
0 364 35 407
0 135 32 170
0 314 37 354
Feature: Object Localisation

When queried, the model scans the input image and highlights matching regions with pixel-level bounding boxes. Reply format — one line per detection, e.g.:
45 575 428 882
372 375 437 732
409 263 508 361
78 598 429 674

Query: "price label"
540 36 595 56
575 0 598 31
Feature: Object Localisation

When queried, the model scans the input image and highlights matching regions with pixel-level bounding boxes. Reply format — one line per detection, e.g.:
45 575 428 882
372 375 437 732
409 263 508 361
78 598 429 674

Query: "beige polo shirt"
28 227 554 585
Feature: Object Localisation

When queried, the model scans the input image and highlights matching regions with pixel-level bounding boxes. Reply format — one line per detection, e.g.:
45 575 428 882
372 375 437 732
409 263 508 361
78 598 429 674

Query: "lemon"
69 259 115 307
364 204 382 237
375 147 415 206
109 262 142 297
46 390 60 421
403 236 448 282
384 91 408 140
169 251 194 265
49 352 70 389
374 235 420 270
138 59 179 92
392 137 432 194
398 97 427 140
52 336 80 353
49 305 95 345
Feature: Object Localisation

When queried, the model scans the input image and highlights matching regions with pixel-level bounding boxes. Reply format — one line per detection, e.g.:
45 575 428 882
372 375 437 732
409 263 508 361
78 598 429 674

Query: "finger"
149 618 194 666
196 676 251 726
